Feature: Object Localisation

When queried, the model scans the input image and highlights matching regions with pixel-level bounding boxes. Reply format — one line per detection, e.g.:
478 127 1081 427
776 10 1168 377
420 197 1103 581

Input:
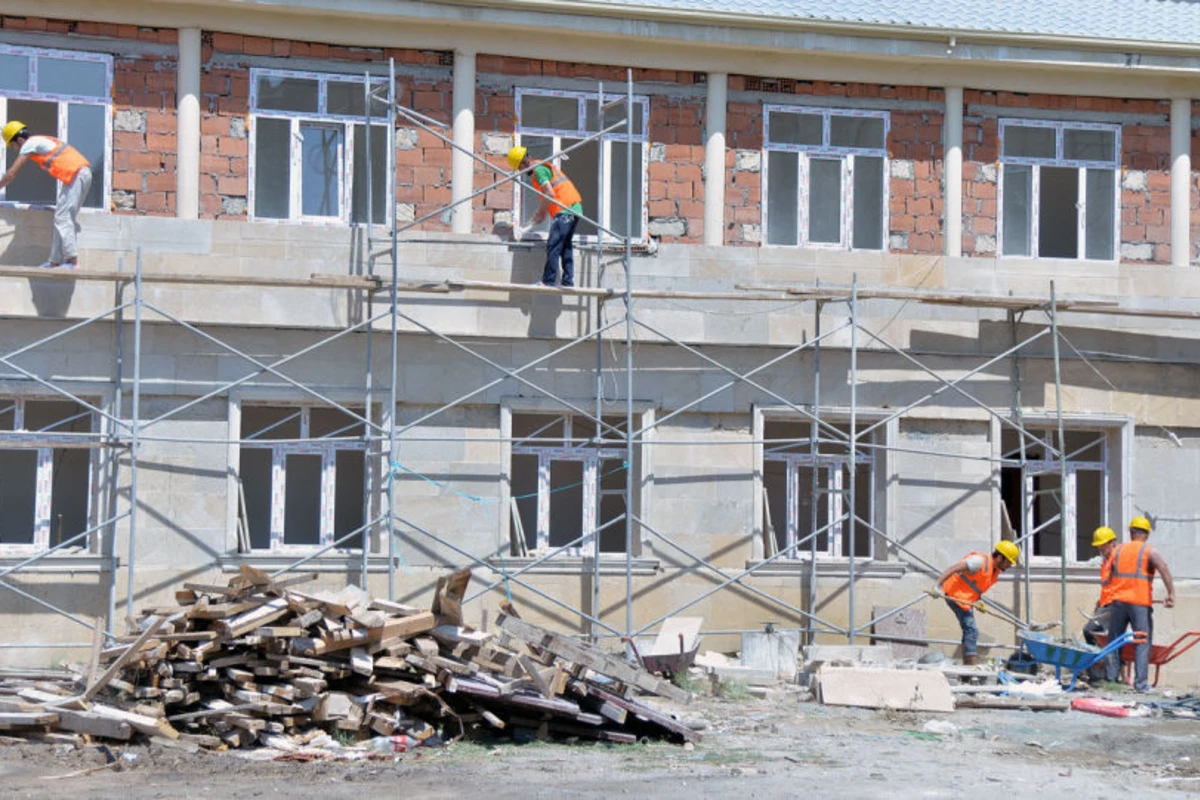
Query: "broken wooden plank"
574 681 702 743
215 597 290 640
54 708 134 740
90 703 180 739
0 711 59 729
83 614 173 702
293 611 436 656
498 614 689 703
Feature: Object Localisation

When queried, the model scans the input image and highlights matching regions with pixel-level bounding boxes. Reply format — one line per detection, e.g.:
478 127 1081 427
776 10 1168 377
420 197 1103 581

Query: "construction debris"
0 567 698 753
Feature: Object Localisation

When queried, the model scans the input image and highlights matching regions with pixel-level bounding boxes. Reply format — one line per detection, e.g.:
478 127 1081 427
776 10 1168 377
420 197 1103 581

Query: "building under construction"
0 1 1198 684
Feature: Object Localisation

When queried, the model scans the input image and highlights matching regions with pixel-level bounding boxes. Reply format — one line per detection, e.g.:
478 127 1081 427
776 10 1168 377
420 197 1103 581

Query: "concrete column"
704 72 727 246
943 86 964 258
451 49 476 235
175 27 201 219
1171 97 1192 267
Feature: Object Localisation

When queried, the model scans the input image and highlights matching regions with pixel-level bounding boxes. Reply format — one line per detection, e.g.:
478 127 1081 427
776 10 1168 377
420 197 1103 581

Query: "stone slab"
817 666 954 712
741 629 800 679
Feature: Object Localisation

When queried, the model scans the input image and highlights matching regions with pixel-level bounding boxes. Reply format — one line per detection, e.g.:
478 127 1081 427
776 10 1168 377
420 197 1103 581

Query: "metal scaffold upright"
3 56 1186 659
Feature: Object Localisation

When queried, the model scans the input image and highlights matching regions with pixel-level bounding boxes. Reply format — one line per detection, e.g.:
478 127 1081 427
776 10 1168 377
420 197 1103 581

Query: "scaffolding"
0 60 1193 656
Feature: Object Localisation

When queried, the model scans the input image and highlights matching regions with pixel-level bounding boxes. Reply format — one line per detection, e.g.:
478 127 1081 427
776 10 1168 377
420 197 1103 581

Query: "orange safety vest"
944 551 999 611
1109 540 1154 607
1097 551 1116 607
532 162 582 216
29 137 89 184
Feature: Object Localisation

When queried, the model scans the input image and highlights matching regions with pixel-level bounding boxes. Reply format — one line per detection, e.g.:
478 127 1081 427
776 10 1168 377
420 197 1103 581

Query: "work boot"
963 654 979 666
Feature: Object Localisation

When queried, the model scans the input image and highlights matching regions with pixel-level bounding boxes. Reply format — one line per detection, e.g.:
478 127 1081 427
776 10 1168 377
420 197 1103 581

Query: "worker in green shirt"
508 146 583 288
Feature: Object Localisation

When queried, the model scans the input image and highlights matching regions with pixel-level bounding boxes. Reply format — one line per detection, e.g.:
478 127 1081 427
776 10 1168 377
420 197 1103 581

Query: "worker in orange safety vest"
1104 516 1175 691
932 541 1020 665
1082 526 1120 681
0 120 92 268
507 145 583 288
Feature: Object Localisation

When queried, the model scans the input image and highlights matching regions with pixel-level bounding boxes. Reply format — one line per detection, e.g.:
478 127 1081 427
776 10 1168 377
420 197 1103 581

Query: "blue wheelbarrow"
1018 630 1137 691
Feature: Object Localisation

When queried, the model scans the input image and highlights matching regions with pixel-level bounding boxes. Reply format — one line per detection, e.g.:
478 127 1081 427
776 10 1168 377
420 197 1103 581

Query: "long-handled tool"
928 589 1059 632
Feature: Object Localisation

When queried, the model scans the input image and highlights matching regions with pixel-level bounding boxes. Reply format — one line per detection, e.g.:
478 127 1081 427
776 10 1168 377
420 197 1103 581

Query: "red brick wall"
963 91 1175 263
888 106 945 254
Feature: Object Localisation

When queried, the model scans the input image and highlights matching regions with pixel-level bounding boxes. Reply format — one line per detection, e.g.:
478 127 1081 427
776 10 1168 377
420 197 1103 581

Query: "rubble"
0 567 699 753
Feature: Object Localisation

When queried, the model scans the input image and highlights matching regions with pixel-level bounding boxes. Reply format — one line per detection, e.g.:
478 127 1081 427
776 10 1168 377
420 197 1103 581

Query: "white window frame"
0 44 112 211
0 396 97 555
997 118 1121 261
761 105 890 250
998 421 1125 565
513 87 650 242
757 410 886 562
248 68 391 225
236 403 367 553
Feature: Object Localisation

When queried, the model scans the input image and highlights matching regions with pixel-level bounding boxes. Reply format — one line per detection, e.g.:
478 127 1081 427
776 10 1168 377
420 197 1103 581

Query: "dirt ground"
3 690 1199 799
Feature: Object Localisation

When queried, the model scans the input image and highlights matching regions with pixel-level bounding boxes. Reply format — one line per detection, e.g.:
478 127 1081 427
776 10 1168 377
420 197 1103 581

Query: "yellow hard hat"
1092 526 1117 547
506 145 527 171
2 120 26 144
1129 516 1152 533
994 540 1020 566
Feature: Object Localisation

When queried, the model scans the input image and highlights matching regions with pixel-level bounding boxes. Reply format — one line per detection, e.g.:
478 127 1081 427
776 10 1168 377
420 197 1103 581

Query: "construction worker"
932 541 1020 665
507 146 582 288
1082 526 1119 681
0 121 92 269
1105 516 1175 691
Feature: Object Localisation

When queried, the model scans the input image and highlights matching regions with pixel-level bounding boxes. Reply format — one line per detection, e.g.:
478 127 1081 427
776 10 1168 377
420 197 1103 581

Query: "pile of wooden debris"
0 568 697 752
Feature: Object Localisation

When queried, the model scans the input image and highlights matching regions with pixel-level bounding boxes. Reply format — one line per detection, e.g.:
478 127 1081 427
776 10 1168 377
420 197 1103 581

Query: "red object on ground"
1093 631 1200 687
1071 697 1136 718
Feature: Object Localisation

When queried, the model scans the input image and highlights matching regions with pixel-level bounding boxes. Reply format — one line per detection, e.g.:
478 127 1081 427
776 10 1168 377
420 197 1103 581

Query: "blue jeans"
542 212 578 286
946 599 979 657
1105 601 1153 690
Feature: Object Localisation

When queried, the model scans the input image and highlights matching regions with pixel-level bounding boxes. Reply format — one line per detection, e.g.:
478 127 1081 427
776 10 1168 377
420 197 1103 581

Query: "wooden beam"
83 614 172 702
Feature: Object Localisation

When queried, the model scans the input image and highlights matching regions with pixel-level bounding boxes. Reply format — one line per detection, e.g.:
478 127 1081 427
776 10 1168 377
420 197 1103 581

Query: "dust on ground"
3 691 1199 799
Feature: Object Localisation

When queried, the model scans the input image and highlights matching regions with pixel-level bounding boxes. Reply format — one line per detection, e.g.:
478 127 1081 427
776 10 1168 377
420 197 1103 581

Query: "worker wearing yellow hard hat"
1105 515 1175 691
1082 526 1120 681
506 145 583 288
931 541 1019 666
0 120 92 268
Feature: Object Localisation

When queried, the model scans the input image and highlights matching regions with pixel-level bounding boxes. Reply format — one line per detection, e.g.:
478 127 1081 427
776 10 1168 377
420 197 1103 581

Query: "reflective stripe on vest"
1109 541 1153 607
533 163 582 216
944 551 998 611
1098 551 1116 607
29 138 89 184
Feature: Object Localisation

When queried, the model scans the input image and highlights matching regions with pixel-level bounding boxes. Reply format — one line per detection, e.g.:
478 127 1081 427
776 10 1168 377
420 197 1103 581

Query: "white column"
704 72 727 246
451 49 476 235
1171 97 1192 267
944 86 964 258
176 27 201 219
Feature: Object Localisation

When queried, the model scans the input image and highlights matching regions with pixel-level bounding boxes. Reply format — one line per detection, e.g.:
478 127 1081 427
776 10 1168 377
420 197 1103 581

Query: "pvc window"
0 44 111 210
236 403 367 552
762 106 889 250
510 412 636 556
762 419 877 560
998 119 1120 261
0 398 97 554
249 69 390 224
1000 427 1108 564
514 88 650 241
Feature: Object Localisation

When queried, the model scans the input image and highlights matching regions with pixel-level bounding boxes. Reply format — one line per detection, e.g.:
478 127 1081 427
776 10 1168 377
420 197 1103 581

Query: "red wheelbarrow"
1094 630 1200 687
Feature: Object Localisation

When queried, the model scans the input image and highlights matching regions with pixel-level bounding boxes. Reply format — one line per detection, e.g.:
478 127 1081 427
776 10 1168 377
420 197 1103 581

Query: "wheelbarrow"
1094 630 1200 688
1019 630 1137 691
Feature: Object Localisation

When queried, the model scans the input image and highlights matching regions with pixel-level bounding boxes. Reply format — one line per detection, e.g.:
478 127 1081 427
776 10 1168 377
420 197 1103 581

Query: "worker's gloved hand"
511 225 525 241
974 601 988 615
925 585 941 599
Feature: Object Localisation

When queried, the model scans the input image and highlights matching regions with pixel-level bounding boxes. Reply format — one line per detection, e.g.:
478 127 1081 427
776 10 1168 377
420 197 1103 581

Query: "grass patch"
714 678 752 701
671 671 705 694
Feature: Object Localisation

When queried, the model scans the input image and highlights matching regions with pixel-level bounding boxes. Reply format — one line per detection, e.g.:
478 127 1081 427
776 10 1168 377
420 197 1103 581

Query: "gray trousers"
50 166 91 264
1105 600 1153 690
1082 605 1118 680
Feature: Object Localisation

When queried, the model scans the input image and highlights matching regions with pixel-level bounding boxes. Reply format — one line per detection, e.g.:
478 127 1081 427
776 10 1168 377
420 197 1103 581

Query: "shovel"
929 589 1059 632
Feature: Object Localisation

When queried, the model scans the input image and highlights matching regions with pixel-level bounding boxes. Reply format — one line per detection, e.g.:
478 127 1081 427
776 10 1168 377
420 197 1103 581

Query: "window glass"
0 450 37 544
334 450 365 550
351 125 388 225
256 75 319 113
1038 166 1078 258
38 57 106 98
520 94 579 131
310 406 365 438
239 449 273 550
49 447 89 545
0 53 29 91
24 400 86 432
598 458 627 553
831 116 885 149
768 111 823 146
327 80 367 117
1002 164 1033 256
851 156 884 250
299 124 341 218
284 454 322 546
518 135 555 231
68 103 106 208
766 151 799 245
254 118 292 219
1003 126 1056 159
808 158 842 244
585 99 645 136
1085 168 1115 260
1064 129 1116 162
0 401 14 431
548 459 583 549
242 406 302 440
609 138 643 239
512 453 539 552
558 138 598 236
5 99 58 204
